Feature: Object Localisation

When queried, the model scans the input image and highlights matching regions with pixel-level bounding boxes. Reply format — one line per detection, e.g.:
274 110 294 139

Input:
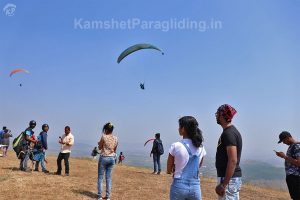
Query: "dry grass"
0 151 290 200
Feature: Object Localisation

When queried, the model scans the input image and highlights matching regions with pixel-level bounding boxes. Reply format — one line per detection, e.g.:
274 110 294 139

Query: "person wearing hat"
215 104 242 200
34 124 49 173
20 120 37 172
275 131 300 200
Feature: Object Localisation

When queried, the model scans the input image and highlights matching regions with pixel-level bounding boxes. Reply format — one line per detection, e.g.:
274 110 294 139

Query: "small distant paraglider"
9 68 29 87
140 82 145 90
10 69 29 77
117 43 164 64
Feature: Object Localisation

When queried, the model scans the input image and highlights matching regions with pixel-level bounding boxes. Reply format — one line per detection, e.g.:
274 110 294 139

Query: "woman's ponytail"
179 116 203 148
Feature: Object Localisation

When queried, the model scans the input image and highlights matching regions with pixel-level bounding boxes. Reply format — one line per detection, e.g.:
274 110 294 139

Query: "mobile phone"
273 150 278 153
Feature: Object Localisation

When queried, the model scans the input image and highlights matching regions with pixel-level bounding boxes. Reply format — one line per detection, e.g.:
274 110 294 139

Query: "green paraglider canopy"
117 43 164 63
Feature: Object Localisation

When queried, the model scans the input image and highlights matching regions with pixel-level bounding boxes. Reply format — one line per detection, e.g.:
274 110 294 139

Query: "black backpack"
34 134 43 150
12 132 27 159
157 141 164 155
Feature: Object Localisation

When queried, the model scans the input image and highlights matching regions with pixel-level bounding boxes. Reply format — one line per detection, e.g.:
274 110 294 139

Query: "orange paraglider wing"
10 69 29 77
144 138 156 146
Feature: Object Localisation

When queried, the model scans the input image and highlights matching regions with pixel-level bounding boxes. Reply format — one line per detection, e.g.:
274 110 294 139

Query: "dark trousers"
286 174 300 200
57 152 70 174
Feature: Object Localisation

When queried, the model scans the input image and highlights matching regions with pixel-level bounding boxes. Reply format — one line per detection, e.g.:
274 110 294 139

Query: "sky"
0 0 299 163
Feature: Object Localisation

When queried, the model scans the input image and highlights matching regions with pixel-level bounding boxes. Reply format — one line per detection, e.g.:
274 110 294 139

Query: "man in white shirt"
56 126 74 176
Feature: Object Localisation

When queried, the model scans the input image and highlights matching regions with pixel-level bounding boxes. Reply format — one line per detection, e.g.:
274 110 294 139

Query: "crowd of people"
95 104 299 200
1 103 299 200
1 121 75 176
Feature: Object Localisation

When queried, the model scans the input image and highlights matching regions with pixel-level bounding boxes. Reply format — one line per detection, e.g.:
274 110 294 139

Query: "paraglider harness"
91 147 99 157
12 129 36 168
140 83 145 90
13 131 27 159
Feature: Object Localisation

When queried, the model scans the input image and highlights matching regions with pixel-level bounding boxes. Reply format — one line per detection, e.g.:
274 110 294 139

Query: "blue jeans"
153 153 161 172
217 177 242 200
20 152 30 170
35 154 46 171
98 156 115 198
170 179 201 200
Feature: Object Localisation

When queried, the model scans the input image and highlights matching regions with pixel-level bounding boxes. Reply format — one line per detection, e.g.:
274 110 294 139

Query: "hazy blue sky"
0 0 299 162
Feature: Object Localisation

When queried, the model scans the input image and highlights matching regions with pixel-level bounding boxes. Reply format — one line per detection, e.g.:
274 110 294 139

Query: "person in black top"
150 133 163 175
215 104 242 199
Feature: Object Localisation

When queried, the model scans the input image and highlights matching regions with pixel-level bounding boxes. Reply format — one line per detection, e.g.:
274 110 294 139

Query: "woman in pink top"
97 122 118 200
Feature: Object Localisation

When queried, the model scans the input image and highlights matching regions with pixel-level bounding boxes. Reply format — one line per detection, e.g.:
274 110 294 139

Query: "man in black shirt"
215 104 242 199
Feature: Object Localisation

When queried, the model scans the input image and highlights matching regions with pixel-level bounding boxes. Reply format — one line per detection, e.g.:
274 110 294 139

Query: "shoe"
152 171 157 174
157 172 161 175
34 169 39 172
42 169 49 173
97 198 103 200
65 173 69 176
55 172 61 175
22 168 31 172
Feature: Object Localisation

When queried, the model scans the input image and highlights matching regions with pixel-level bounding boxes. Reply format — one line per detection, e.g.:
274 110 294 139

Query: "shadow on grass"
72 189 98 199
2 167 20 171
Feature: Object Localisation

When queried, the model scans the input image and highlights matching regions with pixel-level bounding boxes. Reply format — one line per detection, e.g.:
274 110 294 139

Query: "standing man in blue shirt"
20 120 37 172
34 124 49 173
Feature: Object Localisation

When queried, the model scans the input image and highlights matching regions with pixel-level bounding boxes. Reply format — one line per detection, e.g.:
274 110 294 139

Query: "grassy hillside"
0 151 290 200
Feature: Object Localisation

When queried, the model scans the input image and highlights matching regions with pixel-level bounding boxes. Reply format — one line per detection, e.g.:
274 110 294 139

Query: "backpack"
91 147 99 157
157 140 164 155
12 132 27 159
34 134 43 150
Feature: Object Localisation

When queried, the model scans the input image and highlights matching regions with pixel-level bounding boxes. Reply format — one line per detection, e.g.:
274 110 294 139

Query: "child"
118 152 125 165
